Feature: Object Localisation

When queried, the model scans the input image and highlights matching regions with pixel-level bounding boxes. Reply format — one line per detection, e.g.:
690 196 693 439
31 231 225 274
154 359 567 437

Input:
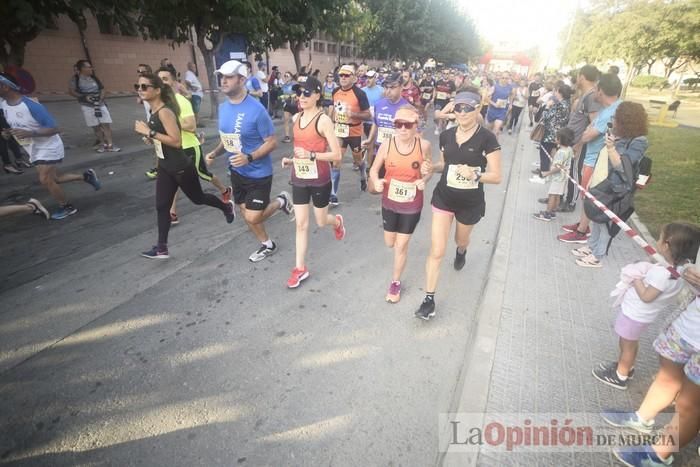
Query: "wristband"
149 129 156 138
473 170 482 183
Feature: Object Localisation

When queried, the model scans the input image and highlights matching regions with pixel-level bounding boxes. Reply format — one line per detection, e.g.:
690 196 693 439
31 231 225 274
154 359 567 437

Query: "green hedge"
631 75 669 89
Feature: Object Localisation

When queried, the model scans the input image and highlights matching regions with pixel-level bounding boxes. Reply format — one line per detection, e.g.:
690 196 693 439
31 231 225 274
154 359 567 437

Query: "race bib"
387 179 417 203
13 135 33 147
335 123 349 138
532 91 540 97
153 140 165 159
335 112 349 124
220 132 242 153
293 158 318 179
378 127 394 143
422 92 432 100
446 165 479 190
436 91 448 100
496 99 508 108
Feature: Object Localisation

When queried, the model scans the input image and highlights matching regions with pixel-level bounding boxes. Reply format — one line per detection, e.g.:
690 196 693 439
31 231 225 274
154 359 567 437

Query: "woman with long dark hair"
134 73 235 259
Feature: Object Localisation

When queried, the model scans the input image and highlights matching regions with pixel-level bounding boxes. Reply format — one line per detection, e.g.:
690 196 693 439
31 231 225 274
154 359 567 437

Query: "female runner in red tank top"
369 105 432 304
281 76 345 289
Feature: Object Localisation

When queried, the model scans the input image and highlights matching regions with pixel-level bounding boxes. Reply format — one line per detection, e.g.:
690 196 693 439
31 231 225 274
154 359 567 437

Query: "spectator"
280 72 297 143
160 58 171 68
533 83 571 175
244 62 263 101
255 65 269 111
574 101 648 268
184 62 204 120
608 65 620 76
68 60 120 152
532 127 574 221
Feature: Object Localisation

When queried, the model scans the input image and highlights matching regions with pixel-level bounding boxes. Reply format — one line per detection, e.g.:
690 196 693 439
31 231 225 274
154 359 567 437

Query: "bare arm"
480 149 502 184
631 279 663 303
314 115 342 162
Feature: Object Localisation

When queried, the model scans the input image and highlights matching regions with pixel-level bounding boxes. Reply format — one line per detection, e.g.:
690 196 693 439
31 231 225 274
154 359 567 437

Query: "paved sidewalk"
463 131 700 465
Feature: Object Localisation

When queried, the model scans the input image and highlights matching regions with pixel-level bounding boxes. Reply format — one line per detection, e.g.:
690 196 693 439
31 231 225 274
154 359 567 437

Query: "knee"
38 173 52 185
244 211 262 225
429 245 446 261
297 218 310 231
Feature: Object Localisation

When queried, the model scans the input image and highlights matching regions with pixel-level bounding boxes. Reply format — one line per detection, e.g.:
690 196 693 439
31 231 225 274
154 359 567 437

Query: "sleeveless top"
291 111 331 187
148 105 191 172
382 136 424 214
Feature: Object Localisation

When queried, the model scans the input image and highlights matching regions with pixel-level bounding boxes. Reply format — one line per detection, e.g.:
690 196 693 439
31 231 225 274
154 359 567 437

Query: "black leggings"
539 142 556 173
156 163 227 245
0 134 23 166
507 106 524 130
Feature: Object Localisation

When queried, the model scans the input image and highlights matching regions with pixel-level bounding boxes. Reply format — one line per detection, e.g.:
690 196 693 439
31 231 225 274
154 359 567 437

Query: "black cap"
292 75 322 94
383 72 404 86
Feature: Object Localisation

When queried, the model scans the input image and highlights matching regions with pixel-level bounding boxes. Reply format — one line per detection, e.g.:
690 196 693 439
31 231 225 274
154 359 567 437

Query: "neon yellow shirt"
175 93 199 149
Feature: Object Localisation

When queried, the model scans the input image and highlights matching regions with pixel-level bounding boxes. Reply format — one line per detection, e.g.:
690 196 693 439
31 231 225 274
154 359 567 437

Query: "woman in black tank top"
134 73 235 259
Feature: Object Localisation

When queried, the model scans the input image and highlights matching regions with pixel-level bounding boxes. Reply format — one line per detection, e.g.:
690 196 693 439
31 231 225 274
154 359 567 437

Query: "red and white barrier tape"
540 145 681 279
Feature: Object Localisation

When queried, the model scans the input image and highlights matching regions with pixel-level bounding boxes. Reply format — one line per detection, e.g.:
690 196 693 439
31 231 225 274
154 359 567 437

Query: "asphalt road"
0 123 520 466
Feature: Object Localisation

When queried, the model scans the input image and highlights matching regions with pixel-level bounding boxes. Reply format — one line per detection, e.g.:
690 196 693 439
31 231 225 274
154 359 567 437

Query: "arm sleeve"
24 98 58 128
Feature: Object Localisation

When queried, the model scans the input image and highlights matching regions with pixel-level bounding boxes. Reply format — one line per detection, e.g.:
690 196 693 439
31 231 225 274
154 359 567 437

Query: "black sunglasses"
295 88 316 97
338 73 353 78
394 120 416 129
454 103 477 113
134 83 156 91
137 69 148 74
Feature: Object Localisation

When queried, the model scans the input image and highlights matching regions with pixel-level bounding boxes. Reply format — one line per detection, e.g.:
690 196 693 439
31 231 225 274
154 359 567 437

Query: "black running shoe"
454 248 466 271
415 297 436 321
360 179 368 192
224 200 235 224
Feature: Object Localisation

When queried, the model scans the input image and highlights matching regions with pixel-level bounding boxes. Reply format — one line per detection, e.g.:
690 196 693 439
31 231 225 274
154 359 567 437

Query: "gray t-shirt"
566 89 602 144
70 75 101 106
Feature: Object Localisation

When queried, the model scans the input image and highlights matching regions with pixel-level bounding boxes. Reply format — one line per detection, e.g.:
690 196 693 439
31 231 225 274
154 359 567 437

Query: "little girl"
532 127 574 221
592 222 700 390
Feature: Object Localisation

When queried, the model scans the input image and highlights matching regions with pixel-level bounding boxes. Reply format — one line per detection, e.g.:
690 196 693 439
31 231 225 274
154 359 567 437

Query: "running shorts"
292 182 332 208
382 207 421 235
230 171 272 211
184 146 213 182
339 136 362 151
431 189 485 226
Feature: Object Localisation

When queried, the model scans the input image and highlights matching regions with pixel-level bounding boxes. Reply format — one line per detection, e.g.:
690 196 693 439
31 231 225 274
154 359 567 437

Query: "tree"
137 0 274 118
0 0 135 67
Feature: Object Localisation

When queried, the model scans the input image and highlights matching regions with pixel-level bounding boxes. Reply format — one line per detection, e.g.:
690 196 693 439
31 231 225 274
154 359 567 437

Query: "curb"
436 127 525 467
628 212 657 249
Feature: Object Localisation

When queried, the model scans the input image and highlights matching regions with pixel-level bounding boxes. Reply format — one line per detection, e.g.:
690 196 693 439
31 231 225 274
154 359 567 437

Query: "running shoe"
222 186 233 204
141 245 170 259
50 204 78 220
597 361 635 379
529 175 546 184
4 165 23 175
557 230 588 243
27 198 49 219
612 445 672 467
249 241 277 262
96 144 107 153
170 212 179 225
454 248 466 270
386 281 401 303
106 145 121 152
415 296 436 320
334 214 346 240
562 222 582 233
287 267 309 288
537 197 549 204
329 195 339 207
278 191 294 216
592 364 628 390
360 179 368 191
576 253 602 268
282 136 291 143
145 168 158 180
531 168 542 175
224 200 235 224
533 211 554 222
17 159 33 168
571 246 593 258
83 169 101 190
600 410 654 434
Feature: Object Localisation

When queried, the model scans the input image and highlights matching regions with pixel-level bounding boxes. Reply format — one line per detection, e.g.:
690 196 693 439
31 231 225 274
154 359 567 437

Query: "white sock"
616 370 628 381
634 411 651 424
262 239 273 248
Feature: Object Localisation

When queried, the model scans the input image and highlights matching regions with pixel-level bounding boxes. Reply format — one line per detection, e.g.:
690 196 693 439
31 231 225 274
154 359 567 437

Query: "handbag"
530 122 545 142
584 153 636 224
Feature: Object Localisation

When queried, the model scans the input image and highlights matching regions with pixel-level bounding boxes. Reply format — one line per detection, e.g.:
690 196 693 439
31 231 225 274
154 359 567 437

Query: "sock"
277 196 285 209
359 161 367 181
457 247 467 255
331 168 340 196
157 242 167 251
616 370 628 381
634 411 651 425
262 239 273 249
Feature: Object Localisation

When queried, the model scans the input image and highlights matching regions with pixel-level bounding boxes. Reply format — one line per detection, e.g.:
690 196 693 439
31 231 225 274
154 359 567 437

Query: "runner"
280 72 298 143
361 70 383 138
369 105 432 303
322 73 337 117
418 72 436 123
204 60 293 262
485 73 511 136
280 76 346 288
527 73 544 126
331 64 372 204
156 67 232 225
433 69 457 135
506 78 528 135
400 70 421 108
0 73 102 220
137 64 160 181
364 72 409 176
0 199 49 220
134 73 235 259
415 90 502 320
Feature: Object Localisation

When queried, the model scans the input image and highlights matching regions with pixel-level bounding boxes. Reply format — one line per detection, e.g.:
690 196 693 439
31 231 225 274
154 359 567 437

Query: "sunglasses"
134 83 156 91
454 103 477 113
137 69 148 74
394 120 417 129
383 83 400 89
295 88 316 97
338 73 353 78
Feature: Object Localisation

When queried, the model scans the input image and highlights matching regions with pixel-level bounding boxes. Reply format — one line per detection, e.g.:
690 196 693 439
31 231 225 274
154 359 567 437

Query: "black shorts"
382 207 421 235
421 99 432 107
431 189 485 226
230 171 272 211
528 97 539 107
339 135 362 151
292 182 332 208
184 146 213 182
284 104 298 115
363 123 372 138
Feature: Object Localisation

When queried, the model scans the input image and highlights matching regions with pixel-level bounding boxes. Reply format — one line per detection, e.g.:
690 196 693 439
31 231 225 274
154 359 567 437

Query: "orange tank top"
382 136 424 214
291 111 331 187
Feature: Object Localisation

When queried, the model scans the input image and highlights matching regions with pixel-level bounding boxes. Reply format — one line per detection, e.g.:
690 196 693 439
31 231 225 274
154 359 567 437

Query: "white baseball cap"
215 60 248 78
